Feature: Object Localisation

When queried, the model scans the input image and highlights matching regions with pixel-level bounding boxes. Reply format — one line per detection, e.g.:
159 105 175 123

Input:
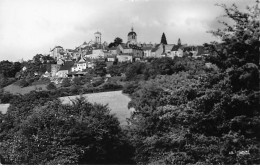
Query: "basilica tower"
127 26 137 45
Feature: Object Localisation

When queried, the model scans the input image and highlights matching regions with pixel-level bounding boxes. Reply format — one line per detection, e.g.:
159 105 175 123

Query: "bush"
46 83 56 90
102 82 122 90
92 78 104 87
122 82 139 95
61 78 71 87
72 77 82 86
17 79 29 88
70 85 82 95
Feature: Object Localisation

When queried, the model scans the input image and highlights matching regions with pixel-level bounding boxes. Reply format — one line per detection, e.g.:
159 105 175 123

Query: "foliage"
0 61 22 78
17 79 29 88
102 82 122 90
122 81 139 95
0 95 134 164
72 77 83 86
94 61 107 77
178 38 181 46
92 77 104 87
160 33 167 45
46 83 56 90
107 64 122 77
61 78 71 87
108 37 123 48
0 74 16 89
125 1 260 165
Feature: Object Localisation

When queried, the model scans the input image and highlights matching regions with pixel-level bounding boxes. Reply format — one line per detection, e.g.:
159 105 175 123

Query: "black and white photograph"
0 0 259 165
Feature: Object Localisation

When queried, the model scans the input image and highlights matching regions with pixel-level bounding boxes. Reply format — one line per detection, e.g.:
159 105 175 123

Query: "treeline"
108 56 206 81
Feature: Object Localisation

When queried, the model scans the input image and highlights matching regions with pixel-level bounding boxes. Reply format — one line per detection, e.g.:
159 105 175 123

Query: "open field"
60 90 133 125
4 84 47 95
0 104 10 114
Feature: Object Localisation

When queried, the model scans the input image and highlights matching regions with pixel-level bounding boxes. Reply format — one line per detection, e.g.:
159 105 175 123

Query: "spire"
131 26 134 32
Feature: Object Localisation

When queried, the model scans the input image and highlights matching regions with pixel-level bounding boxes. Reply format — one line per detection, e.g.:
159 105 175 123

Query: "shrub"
61 78 71 87
18 79 29 88
46 83 56 90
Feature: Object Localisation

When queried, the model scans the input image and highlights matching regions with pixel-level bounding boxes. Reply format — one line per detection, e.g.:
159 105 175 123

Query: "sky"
0 0 256 61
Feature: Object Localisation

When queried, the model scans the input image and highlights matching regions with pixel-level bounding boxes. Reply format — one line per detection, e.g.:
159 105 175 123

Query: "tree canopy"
160 32 167 45
125 1 260 164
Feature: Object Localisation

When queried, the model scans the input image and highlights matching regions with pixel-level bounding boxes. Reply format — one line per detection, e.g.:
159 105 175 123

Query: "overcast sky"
0 0 255 61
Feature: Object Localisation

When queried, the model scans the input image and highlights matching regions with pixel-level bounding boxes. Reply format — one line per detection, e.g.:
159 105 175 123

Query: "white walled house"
142 47 152 57
171 45 184 57
71 57 87 72
57 70 69 78
117 55 133 62
151 44 163 57
56 61 74 78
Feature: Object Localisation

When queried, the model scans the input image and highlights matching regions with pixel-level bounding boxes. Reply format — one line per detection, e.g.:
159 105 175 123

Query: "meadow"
4 84 47 95
0 104 10 114
60 90 133 125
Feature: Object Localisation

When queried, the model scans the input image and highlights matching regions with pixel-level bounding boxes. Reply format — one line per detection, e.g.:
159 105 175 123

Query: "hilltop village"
34 27 208 82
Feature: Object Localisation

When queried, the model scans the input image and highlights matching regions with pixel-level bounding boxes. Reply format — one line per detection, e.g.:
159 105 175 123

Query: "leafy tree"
122 81 139 95
61 78 71 87
160 32 167 45
72 77 82 86
46 82 56 90
107 64 122 77
108 37 123 48
17 79 29 88
94 61 107 77
178 38 181 46
125 62 146 81
114 37 123 45
0 61 22 78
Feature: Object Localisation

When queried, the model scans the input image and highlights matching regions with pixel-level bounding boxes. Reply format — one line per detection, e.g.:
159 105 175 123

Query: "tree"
107 64 121 77
18 79 29 88
108 37 123 48
160 32 167 45
114 37 123 45
178 38 181 46
46 82 56 90
0 60 22 78
72 77 82 86
61 78 71 87
94 61 107 77
0 96 135 164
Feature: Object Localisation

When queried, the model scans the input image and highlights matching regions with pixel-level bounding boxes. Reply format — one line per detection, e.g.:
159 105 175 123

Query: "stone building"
127 27 137 45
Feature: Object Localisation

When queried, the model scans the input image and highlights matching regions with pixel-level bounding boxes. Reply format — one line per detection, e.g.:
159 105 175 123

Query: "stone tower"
127 26 137 45
94 31 102 44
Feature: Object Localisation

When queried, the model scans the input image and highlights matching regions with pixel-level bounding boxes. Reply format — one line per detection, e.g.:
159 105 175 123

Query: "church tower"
127 26 137 45
94 31 102 45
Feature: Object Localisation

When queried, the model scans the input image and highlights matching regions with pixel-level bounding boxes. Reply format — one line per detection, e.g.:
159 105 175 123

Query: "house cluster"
46 27 209 79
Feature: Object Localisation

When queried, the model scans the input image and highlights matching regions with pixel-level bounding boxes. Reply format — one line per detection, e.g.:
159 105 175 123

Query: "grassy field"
4 84 47 95
60 90 133 125
0 104 10 114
